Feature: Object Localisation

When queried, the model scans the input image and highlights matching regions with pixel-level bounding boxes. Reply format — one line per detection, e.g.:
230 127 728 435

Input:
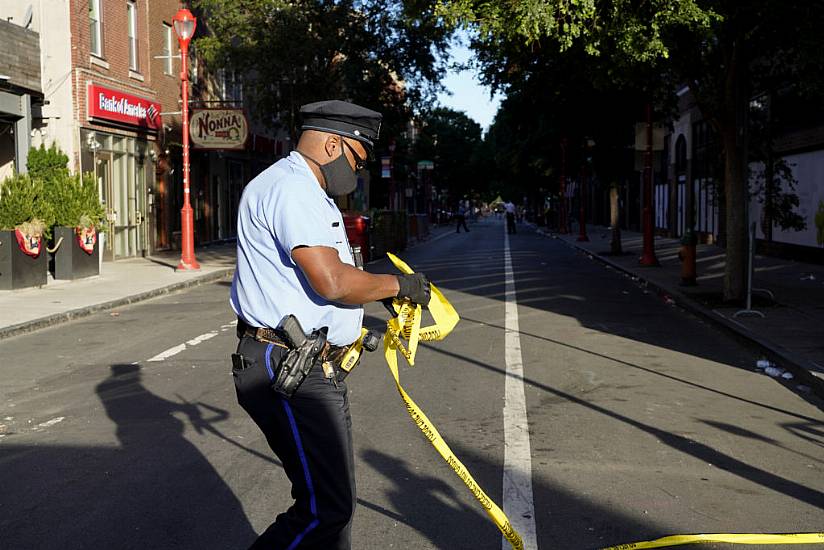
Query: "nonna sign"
189 109 249 150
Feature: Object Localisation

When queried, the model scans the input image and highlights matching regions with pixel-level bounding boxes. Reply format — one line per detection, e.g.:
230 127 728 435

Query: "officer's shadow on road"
361 448 485 549
360 446 658 549
92 363 257 549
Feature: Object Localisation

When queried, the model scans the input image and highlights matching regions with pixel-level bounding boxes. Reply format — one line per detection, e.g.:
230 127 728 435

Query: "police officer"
230 100 431 549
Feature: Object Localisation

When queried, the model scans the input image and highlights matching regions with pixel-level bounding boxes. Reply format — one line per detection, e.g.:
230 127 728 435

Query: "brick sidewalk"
545 225 824 394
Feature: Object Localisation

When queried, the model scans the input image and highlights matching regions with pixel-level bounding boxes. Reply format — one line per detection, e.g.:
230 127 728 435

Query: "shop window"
89 0 103 57
127 1 138 71
163 23 173 75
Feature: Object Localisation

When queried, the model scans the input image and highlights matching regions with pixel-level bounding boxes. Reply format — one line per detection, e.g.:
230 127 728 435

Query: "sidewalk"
0 223 458 340
0 244 236 339
545 225 824 396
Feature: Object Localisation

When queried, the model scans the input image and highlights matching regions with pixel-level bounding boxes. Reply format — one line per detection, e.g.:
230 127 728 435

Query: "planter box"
52 226 100 280
0 230 48 290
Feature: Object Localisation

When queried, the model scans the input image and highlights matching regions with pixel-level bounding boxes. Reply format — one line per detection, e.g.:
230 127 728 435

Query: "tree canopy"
438 0 824 301
194 0 453 147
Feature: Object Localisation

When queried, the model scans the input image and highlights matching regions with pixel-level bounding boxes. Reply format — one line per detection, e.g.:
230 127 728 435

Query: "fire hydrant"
678 230 697 286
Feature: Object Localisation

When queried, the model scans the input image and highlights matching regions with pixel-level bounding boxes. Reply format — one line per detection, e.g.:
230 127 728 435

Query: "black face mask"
301 149 358 198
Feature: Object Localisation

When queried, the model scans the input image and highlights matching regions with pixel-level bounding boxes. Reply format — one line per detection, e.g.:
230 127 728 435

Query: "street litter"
796 385 812 393
755 359 773 369
799 273 816 281
781 371 794 380
763 365 785 378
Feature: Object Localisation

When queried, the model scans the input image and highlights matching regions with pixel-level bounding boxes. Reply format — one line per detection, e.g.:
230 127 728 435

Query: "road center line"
147 329 219 362
502 222 538 550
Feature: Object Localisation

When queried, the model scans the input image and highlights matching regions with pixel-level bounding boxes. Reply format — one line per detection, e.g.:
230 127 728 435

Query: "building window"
89 0 103 57
162 23 173 75
127 1 138 71
219 69 243 105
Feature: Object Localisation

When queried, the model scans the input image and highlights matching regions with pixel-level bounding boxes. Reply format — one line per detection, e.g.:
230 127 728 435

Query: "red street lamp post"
173 8 200 271
639 102 659 266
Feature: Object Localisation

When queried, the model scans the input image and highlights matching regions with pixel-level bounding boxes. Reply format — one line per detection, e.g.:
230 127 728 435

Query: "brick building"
0 0 285 260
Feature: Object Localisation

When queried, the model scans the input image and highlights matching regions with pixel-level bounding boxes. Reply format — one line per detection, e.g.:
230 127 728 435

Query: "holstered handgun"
271 315 327 399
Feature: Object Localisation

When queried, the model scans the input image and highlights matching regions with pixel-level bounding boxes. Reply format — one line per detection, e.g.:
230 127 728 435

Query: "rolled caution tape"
383 253 524 550
600 532 824 549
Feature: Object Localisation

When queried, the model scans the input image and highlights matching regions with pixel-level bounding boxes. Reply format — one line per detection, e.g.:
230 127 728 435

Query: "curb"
540 229 824 400
0 268 234 340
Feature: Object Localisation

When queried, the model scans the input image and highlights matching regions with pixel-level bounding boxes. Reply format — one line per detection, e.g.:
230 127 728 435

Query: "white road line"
502 222 538 550
34 417 65 430
147 328 223 363
147 343 187 362
186 331 218 346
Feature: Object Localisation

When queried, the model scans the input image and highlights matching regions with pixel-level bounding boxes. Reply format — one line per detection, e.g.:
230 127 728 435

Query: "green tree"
438 0 824 301
412 107 483 200
28 144 104 229
194 0 452 147
0 173 54 238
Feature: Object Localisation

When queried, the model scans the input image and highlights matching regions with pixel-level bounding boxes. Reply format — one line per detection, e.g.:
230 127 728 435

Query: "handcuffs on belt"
236 316 380 398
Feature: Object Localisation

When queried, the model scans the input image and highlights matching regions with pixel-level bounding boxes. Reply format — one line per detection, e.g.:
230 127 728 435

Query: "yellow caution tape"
383 253 524 550
601 532 824 549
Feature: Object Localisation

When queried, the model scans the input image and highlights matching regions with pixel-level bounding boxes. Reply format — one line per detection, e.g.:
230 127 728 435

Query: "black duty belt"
237 318 347 364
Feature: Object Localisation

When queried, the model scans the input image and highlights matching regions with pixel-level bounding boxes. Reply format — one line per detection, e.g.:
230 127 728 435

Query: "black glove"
395 272 431 306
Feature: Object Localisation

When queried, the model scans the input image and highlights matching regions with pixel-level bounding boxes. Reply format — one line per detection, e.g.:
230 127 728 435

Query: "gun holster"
270 315 328 399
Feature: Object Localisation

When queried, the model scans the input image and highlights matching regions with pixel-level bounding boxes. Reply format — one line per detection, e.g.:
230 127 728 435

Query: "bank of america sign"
87 83 160 129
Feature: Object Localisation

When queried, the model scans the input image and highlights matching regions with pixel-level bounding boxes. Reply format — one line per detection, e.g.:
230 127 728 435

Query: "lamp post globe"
172 8 197 44
173 8 200 270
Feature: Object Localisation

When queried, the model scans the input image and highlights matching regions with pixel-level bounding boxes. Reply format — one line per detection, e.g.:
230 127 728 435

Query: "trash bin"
343 213 370 265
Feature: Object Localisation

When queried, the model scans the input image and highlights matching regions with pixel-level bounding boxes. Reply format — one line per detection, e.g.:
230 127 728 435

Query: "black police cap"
300 100 382 152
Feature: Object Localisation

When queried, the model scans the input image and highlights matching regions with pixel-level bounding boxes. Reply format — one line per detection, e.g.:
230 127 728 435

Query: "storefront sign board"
87 84 161 130
190 109 249 150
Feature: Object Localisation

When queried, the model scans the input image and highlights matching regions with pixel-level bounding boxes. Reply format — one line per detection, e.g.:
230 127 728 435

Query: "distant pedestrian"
456 203 469 233
504 201 517 234
230 100 431 550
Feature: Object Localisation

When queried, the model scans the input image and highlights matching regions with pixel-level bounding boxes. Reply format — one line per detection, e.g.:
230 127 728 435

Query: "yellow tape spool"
600 532 824 549
383 253 524 550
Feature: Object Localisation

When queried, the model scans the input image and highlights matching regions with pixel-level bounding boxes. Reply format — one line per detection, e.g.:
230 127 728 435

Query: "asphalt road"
1 218 822 550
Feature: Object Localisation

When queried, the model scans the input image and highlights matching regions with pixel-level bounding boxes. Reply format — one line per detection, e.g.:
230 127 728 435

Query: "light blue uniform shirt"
230 151 362 345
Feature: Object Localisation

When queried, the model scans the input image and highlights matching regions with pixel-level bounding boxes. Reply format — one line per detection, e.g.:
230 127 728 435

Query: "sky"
435 38 502 133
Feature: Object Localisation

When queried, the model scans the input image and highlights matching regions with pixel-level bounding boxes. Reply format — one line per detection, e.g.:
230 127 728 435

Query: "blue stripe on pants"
282 399 320 549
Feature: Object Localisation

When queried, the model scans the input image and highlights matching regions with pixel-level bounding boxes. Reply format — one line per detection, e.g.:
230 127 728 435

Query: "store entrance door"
97 152 115 262
108 151 147 258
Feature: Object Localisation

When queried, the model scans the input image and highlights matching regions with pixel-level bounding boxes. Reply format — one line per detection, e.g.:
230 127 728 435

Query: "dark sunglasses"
342 139 367 171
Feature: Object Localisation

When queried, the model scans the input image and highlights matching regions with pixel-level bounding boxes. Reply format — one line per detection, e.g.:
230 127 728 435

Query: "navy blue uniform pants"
233 336 355 549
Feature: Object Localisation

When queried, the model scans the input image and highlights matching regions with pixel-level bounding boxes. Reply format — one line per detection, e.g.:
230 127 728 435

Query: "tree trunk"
720 36 749 303
610 183 622 254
